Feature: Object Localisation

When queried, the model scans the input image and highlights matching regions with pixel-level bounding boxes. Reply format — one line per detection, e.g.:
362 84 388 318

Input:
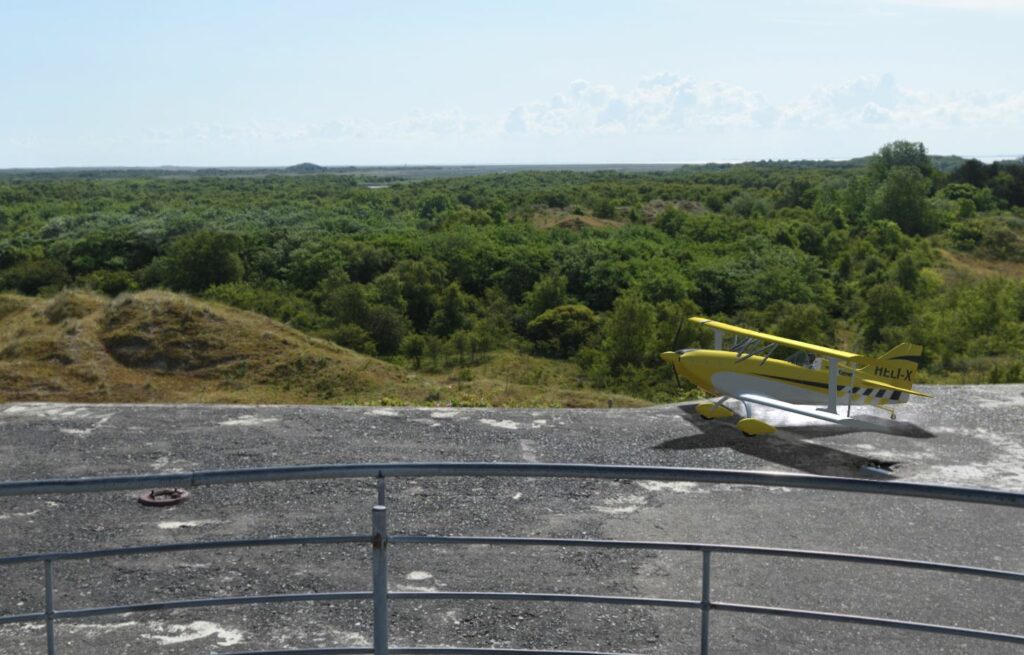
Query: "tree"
655 207 686 236
321 282 370 326
395 258 446 332
0 259 69 294
450 329 471 364
371 272 407 314
950 158 988 187
365 305 409 355
602 290 657 372
521 274 569 323
526 304 598 358
861 284 910 346
866 167 937 236
870 141 934 181
400 334 426 369
430 282 473 336
893 254 919 291
327 323 376 354
420 193 453 223
159 231 245 292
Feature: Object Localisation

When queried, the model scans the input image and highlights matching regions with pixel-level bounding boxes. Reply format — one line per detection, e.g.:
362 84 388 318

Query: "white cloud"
777 74 1024 131
501 75 777 136
498 73 1024 138
23 73 1019 165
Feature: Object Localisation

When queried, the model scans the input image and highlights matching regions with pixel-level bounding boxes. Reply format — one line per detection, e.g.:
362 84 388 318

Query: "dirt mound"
0 294 31 321
95 290 414 397
0 290 422 404
0 289 646 407
43 290 107 324
99 293 235 371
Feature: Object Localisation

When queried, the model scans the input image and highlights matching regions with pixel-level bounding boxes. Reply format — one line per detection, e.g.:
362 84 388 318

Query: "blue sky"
2 0 1022 166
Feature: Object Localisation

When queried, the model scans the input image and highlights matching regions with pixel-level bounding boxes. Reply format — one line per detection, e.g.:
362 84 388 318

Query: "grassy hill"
0 290 648 407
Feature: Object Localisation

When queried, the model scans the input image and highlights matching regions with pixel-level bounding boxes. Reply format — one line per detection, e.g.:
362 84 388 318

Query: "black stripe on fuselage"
755 372 892 398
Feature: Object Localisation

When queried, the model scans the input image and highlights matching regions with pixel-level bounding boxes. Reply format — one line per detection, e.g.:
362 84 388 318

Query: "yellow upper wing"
689 316 861 361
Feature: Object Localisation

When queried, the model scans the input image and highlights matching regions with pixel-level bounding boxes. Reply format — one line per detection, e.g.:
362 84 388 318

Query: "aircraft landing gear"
696 401 734 420
737 418 775 437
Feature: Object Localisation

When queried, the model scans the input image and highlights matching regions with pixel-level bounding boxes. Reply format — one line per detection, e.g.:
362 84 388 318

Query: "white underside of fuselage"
710 371 908 407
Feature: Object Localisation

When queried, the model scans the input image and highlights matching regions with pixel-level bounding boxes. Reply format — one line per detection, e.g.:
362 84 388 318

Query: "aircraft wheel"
700 415 714 421
737 418 775 437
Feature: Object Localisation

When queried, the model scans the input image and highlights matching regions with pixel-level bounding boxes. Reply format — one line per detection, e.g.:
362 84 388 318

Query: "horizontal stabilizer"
853 342 924 392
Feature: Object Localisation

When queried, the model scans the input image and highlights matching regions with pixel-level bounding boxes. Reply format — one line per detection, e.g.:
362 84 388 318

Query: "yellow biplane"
660 317 930 436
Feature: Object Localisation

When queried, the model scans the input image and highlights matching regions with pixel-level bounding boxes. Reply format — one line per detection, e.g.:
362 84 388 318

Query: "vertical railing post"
377 473 386 506
372 501 389 655
44 559 56 655
700 549 711 655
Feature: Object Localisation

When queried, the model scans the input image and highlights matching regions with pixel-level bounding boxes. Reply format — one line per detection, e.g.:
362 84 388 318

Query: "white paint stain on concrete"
0 404 115 435
594 494 647 514
368 408 399 417
2 404 114 421
406 571 433 581
481 418 518 430
0 509 40 520
410 418 441 427
638 481 703 494
519 438 539 462
329 631 371 646
0 620 243 647
57 414 113 437
219 415 279 426
530 419 547 429
142 620 243 646
158 519 221 530
431 410 459 419
396 583 439 592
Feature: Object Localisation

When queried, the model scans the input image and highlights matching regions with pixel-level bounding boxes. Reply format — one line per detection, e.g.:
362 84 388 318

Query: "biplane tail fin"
879 342 923 364
855 343 923 391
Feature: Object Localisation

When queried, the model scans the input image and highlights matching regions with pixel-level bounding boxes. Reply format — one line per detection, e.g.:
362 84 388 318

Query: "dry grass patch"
529 209 624 230
937 248 1024 279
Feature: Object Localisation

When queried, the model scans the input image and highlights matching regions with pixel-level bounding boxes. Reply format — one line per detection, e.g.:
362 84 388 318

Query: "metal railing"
1 462 1022 655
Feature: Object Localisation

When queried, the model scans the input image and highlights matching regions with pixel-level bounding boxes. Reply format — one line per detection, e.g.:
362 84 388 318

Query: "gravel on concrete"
0 385 1022 654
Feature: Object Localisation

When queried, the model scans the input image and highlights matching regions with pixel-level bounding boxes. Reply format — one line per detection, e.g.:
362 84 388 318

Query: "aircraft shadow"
655 405 937 478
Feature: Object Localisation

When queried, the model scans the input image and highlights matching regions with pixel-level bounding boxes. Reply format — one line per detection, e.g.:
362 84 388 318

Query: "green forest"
1 141 1023 403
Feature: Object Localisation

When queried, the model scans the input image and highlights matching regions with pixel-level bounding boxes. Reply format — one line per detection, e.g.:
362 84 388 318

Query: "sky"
1 0 1022 167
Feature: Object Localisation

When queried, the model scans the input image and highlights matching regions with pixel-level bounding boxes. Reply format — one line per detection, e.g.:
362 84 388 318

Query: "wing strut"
847 365 855 417
826 357 838 414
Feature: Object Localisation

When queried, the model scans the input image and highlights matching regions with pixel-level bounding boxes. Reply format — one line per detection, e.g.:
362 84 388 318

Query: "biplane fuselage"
672 349 910 409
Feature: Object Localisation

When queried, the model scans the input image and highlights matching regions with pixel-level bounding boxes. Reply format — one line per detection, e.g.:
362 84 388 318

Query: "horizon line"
3 154 1022 172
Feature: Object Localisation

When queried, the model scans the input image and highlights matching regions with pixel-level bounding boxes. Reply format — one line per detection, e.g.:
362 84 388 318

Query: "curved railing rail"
0 463 1021 655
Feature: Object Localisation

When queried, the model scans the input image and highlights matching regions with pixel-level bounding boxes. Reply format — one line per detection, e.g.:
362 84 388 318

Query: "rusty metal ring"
138 488 191 507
